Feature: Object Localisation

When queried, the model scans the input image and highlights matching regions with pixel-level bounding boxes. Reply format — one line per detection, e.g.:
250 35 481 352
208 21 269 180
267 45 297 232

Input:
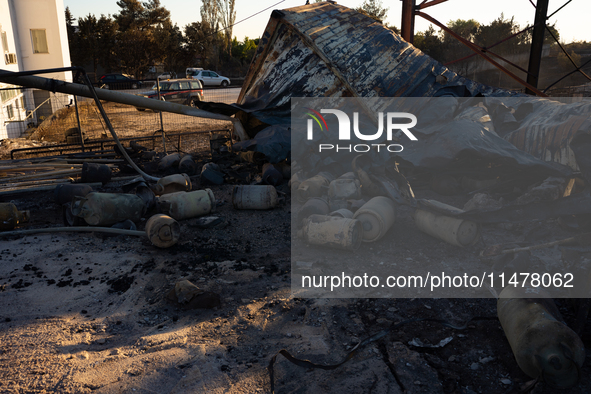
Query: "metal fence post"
73 95 84 150
156 78 166 153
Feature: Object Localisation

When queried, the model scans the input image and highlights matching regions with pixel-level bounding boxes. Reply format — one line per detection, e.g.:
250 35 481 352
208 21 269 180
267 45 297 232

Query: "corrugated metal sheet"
238 2 522 107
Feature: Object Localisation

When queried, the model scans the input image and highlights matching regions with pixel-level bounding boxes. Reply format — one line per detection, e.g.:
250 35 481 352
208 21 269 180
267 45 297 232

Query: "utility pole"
526 0 549 94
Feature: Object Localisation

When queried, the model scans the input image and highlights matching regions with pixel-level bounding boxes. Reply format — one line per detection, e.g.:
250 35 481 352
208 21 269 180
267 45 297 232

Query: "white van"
186 67 203 79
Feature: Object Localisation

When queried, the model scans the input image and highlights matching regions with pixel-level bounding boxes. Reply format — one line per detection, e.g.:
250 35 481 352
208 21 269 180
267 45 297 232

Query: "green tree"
65 7 81 66
184 21 220 68
95 15 118 75
445 19 480 42
219 0 236 55
414 26 444 61
475 14 524 55
558 49 581 70
76 14 100 76
113 0 171 78
356 0 388 24
440 19 480 74
154 20 186 73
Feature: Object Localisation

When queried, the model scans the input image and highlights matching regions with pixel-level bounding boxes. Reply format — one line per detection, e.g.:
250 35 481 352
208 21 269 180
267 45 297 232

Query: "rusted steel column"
526 0 549 94
401 0 416 43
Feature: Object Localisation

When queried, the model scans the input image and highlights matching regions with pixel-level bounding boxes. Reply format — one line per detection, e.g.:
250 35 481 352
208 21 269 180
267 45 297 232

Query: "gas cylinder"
0 203 30 231
296 172 334 202
179 154 197 175
157 153 181 171
328 178 361 211
330 209 354 219
497 286 585 389
145 214 181 248
157 189 216 220
232 185 279 210
414 200 479 247
353 196 397 242
81 162 112 184
289 172 305 195
297 197 330 227
298 214 363 251
54 184 93 205
262 163 283 186
274 162 291 179
153 173 192 196
71 192 145 226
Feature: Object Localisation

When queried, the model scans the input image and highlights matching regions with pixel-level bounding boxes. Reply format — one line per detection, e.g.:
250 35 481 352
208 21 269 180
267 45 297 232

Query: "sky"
63 0 591 43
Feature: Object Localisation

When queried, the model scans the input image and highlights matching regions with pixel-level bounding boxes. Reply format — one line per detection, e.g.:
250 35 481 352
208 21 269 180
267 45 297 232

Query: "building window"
30 29 48 54
6 103 14 119
0 86 22 104
1 31 8 53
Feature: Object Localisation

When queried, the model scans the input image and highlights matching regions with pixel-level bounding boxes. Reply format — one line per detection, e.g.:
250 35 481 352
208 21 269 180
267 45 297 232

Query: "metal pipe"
0 226 145 238
526 0 549 94
0 68 248 141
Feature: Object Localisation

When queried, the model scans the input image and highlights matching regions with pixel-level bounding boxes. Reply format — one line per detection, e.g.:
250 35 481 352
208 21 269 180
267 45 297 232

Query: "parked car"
97 73 143 89
136 79 204 110
157 72 176 80
186 69 230 87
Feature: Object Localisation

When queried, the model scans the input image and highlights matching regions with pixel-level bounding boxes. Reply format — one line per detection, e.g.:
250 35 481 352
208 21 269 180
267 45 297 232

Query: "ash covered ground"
1 148 591 394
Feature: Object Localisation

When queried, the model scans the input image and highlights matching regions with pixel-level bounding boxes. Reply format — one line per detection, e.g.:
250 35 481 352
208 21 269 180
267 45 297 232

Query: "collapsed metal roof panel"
238 2 523 107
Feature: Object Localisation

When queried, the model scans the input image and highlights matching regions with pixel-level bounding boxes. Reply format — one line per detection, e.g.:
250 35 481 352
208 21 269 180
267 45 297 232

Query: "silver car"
186 69 230 87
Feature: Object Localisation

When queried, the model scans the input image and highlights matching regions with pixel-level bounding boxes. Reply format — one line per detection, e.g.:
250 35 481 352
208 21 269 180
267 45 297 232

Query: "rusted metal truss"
415 11 548 97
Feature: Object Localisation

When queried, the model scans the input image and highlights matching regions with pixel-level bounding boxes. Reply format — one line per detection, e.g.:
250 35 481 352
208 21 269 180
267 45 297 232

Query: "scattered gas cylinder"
297 197 330 226
296 172 334 202
179 154 197 175
153 173 191 195
289 172 305 195
497 286 585 389
330 209 354 219
274 162 291 179
232 185 279 210
157 153 181 171
62 203 83 226
353 196 397 242
298 214 363 251
337 172 357 180
158 189 216 220
81 162 112 184
201 163 224 185
54 184 93 205
0 203 30 231
262 163 283 186
328 178 361 211
414 200 479 247
145 214 181 248
71 192 145 226
136 184 156 211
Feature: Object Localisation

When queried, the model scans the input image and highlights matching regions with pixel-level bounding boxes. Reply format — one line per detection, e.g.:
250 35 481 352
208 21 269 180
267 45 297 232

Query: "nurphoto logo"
305 108 418 153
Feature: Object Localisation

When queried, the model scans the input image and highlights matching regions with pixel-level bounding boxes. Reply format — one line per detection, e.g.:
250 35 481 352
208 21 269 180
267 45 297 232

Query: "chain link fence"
0 83 240 160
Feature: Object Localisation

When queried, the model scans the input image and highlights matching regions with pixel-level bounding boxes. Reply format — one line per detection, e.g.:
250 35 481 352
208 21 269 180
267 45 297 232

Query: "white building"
0 0 72 139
